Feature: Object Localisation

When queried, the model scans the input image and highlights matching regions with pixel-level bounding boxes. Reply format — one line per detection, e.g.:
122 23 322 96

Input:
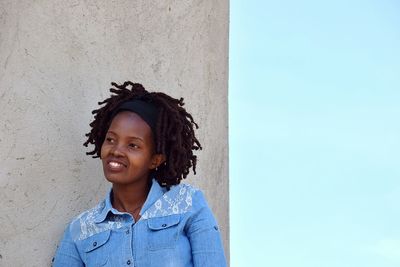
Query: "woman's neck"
111 179 151 220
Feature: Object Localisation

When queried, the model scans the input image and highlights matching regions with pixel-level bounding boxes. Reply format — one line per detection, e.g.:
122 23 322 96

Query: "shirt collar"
93 188 115 223
140 179 165 215
94 179 165 223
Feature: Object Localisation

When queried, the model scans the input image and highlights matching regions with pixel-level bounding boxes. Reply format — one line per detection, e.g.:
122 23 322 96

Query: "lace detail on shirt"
141 184 198 219
70 183 198 240
71 202 124 241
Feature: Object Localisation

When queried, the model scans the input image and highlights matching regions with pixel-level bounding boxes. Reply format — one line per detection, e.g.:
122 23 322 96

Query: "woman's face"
100 111 159 186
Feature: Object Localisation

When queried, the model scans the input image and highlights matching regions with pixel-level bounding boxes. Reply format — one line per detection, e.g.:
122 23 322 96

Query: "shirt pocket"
82 230 111 266
147 214 181 250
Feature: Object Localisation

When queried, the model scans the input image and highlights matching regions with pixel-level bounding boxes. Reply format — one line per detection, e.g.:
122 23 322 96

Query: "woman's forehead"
108 111 153 137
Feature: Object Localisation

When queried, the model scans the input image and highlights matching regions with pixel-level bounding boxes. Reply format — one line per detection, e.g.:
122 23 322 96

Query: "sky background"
229 1 400 266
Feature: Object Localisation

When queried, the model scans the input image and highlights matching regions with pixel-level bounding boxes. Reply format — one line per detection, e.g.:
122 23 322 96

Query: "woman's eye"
106 137 114 143
129 143 139 149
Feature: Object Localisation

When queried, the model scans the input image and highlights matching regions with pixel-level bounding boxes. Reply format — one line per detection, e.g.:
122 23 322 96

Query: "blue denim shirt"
53 179 227 267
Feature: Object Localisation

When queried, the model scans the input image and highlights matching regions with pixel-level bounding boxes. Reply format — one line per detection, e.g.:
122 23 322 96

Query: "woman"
53 81 227 267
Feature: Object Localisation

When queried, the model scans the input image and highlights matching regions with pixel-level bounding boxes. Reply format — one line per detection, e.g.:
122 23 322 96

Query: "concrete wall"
0 1 229 266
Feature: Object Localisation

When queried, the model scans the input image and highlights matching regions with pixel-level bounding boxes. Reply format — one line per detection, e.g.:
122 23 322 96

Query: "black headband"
111 99 159 133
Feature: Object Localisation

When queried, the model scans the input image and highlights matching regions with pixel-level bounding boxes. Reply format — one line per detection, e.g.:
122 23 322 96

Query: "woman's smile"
106 158 127 171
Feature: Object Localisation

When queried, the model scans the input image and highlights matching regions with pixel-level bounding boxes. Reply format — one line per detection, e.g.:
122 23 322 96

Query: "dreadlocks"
83 81 202 187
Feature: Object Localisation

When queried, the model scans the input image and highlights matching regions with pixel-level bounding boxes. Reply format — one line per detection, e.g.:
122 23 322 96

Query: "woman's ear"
150 154 166 170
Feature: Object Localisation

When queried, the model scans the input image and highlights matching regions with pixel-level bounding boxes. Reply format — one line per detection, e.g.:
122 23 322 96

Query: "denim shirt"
53 179 227 267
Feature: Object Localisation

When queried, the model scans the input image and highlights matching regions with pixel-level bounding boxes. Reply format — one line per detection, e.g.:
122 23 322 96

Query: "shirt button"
126 229 130 234
214 226 219 231
127 260 131 265
93 241 97 247
162 223 167 227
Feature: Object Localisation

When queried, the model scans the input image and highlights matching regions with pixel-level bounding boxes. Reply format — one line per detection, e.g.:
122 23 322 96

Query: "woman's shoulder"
140 182 208 220
65 199 114 242
71 199 105 222
172 182 209 205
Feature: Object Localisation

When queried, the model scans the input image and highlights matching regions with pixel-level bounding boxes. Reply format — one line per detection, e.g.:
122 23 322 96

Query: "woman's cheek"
100 144 108 158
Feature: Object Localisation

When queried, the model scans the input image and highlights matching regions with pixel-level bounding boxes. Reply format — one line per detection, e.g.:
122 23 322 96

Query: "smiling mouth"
107 160 127 170
110 161 123 167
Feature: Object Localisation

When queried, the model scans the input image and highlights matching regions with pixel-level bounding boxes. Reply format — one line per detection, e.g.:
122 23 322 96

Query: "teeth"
109 161 123 167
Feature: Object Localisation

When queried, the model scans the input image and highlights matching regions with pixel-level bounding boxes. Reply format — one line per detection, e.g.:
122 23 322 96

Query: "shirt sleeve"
52 224 84 267
186 190 227 267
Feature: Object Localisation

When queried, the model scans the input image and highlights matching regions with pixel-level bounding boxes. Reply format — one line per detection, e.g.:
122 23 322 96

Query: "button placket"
125 224 134 267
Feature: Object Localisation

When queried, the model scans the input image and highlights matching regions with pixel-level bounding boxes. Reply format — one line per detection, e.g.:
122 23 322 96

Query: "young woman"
53 81 227 267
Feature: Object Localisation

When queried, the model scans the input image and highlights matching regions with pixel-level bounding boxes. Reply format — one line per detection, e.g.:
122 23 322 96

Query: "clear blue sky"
229 1 400 266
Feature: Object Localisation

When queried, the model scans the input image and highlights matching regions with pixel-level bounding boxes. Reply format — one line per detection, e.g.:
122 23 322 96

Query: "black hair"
83 81 202 187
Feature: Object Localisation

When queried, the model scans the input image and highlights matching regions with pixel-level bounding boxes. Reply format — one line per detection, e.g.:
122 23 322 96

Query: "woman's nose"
110 143 125 156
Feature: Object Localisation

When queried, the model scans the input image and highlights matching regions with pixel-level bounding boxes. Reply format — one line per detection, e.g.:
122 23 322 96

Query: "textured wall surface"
0 1 229 266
